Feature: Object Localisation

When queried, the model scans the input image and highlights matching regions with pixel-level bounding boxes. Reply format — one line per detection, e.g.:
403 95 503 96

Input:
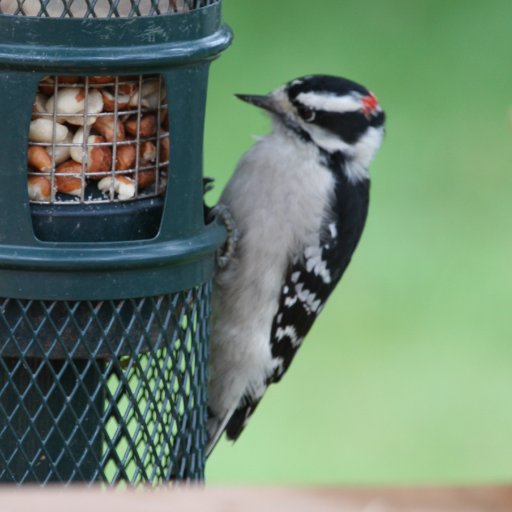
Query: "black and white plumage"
206 75 385 454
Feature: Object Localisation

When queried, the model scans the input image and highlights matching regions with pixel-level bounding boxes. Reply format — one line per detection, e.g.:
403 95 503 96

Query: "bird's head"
236 75 385 181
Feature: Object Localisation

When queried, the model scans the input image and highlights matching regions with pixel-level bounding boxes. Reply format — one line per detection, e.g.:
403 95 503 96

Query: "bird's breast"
223 133 337 263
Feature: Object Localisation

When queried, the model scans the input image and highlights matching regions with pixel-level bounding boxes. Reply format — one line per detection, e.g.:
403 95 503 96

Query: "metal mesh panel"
0 282 210 483
0 0 220 18
28 75 168 205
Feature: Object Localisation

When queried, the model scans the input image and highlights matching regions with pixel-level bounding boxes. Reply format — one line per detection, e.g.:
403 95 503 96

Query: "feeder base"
31 196 164 242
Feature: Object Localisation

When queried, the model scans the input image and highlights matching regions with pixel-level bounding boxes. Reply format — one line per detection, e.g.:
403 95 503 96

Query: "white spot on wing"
285 282 323 316
295 283 322 314
284 295 298 307
328 222 337 239
275 325 301 347
304 245 331 284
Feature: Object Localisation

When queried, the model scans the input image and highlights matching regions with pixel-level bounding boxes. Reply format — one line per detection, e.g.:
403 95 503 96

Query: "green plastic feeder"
0 0 231 483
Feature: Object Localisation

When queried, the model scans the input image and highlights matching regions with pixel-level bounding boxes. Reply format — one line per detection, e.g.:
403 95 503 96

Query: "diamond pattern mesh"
0 0 220 18
0 282 210 483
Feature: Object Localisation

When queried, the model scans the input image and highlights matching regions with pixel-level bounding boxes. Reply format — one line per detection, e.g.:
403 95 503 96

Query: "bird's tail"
205 404 238 458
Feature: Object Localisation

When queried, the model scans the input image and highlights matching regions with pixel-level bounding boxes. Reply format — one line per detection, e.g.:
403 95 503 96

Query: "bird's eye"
297 105 316 122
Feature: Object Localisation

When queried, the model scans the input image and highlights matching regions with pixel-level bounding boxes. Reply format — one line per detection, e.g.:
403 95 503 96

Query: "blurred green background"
203 0 512 484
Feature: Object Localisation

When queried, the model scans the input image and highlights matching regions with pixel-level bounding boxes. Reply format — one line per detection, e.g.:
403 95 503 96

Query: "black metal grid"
0 0 220 18
0 282 210 483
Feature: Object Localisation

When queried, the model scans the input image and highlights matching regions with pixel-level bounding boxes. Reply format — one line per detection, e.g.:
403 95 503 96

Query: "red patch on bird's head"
360 93 379 118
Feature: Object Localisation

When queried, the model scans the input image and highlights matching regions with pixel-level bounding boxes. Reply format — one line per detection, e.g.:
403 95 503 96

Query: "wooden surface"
0 486 511 512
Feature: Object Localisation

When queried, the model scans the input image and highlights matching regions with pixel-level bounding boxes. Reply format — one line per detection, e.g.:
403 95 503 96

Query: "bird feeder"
0 0 231 483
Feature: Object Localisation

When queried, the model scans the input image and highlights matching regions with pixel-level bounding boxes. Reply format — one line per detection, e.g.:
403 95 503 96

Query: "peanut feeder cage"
0 0 231 483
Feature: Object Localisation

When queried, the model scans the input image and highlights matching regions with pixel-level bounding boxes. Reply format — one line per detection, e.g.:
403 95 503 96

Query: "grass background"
202 0 512 484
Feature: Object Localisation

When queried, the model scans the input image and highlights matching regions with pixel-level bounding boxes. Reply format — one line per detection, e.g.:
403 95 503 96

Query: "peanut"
118 82 138 97
125 114 157 138
71 130 112 175
29 118 68 143
55 160 83 196
28 146 52 172
88 76 115 84
98 175 135 201
28 175 51 201
88 136 112 175
101 89 130 112
140 140 156 163
115 143 136 171
93 115 125 143
136 169 157 189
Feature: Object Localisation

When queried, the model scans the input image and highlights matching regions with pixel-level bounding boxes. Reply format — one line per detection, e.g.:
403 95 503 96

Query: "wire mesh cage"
0 0 230 484
0 285 210 483
28 74 168 205
0 0 218 18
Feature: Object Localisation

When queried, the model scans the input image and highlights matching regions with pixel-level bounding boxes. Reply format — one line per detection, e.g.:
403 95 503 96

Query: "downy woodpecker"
207 75 385 455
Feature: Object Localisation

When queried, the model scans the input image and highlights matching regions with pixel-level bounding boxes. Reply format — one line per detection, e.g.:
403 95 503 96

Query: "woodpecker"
206 75 385 455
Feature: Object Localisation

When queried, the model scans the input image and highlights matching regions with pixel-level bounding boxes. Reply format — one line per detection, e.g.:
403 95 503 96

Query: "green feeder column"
0 0 231 484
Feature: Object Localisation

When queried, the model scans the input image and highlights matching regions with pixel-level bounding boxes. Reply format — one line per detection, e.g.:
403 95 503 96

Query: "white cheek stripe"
296 92 362 113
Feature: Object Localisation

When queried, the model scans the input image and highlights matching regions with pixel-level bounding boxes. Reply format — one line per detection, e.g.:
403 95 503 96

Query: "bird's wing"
222 218 348 441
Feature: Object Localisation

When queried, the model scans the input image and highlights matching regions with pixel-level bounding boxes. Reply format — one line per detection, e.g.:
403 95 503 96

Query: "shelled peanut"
27 76 169 203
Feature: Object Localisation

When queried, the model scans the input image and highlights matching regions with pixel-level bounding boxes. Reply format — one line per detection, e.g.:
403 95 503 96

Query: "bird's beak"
235 94 282 117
